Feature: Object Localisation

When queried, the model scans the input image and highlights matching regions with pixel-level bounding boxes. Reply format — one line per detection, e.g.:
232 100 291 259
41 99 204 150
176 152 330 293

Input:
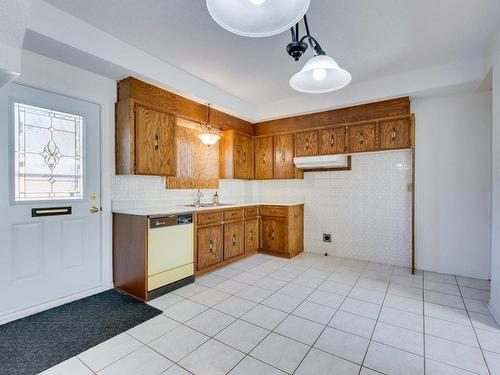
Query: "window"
13 102 84 201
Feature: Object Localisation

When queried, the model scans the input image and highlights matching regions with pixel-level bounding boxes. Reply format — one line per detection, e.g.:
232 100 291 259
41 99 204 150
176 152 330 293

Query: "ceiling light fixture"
287 15 351 94
198 104 221 146
206 0 310 38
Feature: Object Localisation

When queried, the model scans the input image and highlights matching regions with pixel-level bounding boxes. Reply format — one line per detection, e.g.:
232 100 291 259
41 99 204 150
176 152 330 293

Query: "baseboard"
488 301 500 326
0 286 111 325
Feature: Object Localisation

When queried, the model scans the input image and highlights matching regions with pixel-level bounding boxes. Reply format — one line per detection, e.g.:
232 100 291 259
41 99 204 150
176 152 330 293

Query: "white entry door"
0 83 101 322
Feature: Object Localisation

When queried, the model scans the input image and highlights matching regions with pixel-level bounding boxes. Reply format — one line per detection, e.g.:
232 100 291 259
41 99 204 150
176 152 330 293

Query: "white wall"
412 91 492 279
252 151 413 267
488 31 500 320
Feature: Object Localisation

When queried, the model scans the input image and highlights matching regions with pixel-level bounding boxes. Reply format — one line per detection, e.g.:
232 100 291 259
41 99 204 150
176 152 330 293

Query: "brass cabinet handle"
359 132 364 145
154 134 159 150
250 229 254 241
262 154 266 164
330 134 335 147
271 229 275 241
305 138 310 149
208 239 214 253
280 148 286 162
232 234 236 246
391 127 397 142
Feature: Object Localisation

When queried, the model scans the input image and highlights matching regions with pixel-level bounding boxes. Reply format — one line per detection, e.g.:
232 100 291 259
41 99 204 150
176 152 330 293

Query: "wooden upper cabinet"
223 221 245 260
295 130 319 157
220 130 254 180
320 126 346 155
274 134 297 179
135 105 176 175
197 225 223 270
255 136 274 180
379 117 412 150
347 122 378 153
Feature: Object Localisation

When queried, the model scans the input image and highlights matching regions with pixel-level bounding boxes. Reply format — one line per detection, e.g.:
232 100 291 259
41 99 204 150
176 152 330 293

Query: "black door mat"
0 289 161 375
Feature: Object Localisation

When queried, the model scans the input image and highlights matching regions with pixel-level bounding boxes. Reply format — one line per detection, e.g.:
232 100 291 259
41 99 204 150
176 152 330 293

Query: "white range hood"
294 154 349 170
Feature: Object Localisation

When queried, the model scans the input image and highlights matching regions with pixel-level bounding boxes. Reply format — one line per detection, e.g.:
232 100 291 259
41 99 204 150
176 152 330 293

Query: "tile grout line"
357 263 395 375
455 274 492 375
290 260 370 375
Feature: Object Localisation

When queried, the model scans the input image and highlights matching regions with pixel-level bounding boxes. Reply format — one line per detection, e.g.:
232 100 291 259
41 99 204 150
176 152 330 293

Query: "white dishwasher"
147 213 194 297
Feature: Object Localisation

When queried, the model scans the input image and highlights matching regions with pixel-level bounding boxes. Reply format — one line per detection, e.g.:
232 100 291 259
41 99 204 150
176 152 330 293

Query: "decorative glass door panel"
14 103 84 201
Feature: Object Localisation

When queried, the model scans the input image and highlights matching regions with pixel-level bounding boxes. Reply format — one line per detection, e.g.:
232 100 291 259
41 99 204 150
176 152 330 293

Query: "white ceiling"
42 0 500 106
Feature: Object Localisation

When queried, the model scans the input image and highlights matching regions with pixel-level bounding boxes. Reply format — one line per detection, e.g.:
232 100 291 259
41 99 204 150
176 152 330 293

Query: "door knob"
89 206 100 213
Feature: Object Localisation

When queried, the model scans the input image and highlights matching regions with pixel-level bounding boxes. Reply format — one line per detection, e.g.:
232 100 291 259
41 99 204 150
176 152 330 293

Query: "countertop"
112 201 304 217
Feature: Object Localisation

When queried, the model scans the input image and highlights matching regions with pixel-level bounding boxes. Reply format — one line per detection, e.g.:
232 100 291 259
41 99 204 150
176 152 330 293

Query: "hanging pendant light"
206 0 310 38
287 15 351 94
290 55 351 93
198 104 221 146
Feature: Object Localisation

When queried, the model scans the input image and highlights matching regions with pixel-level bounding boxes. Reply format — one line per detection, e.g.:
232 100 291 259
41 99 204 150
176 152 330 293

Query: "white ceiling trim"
26 0 256 121
255 58 488 122
23 1 494 123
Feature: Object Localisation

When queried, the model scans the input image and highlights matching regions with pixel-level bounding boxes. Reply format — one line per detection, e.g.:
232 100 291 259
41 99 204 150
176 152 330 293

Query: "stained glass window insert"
14 102 84 201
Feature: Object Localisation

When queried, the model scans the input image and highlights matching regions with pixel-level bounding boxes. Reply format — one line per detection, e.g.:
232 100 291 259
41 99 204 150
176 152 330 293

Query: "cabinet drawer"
244 206 259 218
197 211 223 226
261 206 286 217
224 209 244 221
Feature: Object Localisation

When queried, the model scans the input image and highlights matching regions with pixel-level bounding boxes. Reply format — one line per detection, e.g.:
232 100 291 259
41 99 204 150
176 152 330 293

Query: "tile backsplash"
111 150 412 267
111 176 251 210
251 150 413 267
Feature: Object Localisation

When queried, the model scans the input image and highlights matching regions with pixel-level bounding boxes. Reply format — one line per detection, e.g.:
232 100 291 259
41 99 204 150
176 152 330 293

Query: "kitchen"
0 1 499 375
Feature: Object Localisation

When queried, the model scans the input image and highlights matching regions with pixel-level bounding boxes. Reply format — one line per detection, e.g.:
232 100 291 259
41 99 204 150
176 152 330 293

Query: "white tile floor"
42 253 500 375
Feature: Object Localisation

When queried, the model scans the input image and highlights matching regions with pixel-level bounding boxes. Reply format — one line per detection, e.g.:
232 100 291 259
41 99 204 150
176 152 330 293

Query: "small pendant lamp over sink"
198 104 221 146
206 0 310 38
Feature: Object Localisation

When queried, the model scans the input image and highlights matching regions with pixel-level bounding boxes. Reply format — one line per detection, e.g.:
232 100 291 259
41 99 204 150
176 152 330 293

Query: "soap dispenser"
213 191 220 205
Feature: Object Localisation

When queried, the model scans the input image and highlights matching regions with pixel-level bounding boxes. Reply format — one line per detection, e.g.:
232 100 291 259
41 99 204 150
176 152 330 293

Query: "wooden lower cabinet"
195 204 303 274
245 218 259 252
224 221 245 260
197 225 223 270
260 205 304 258
261 218 285 253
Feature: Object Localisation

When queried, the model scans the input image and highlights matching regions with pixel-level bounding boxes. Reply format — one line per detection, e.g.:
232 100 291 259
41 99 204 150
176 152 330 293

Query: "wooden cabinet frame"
194 204 304 275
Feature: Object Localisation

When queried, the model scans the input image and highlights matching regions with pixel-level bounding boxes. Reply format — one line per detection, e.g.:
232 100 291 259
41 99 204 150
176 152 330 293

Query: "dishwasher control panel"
150 214 193 228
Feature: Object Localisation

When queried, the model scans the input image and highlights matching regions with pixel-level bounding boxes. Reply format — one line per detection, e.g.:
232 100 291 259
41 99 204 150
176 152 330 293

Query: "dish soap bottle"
213 191 220 205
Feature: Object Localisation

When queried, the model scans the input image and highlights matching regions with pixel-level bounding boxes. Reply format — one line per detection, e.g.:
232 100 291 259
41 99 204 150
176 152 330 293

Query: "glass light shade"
198 132 221 145
289 55 352 94
206 0 310 37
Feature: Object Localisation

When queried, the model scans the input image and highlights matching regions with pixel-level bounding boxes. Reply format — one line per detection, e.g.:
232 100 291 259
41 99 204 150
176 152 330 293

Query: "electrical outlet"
323 233 332 243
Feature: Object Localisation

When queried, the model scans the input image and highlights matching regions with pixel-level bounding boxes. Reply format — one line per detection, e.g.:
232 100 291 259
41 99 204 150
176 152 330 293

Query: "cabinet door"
135 105 176 175
320 126 346 155
295 130 319 157
234 133 254 179
245 218 259 252
197 225 223 270
379 118 411 150
224 221 245 260
261 218 285 252
347 122 377 153
274 134 296 179
255 136 274 180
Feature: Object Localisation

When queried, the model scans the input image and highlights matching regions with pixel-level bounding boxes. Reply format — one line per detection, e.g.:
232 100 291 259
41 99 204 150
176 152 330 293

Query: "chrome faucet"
195 190 204 207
